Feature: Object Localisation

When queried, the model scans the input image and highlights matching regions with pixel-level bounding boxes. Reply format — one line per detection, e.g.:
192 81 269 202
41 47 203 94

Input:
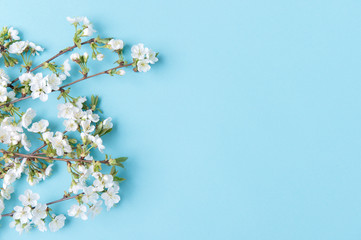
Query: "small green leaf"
114 177 125 182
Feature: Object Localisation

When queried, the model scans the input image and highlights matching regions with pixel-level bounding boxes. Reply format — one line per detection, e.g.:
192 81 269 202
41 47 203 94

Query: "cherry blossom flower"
108 39 124 51
19 189 40 207
137 59 151 72
49 214 66 232
68 204 88 220
28 119 49 133
131 43 146 59
31 203 47 221
8 27 20 40
21 108 36 128
101 185 121 211
8 41 28 54
13 206 32 224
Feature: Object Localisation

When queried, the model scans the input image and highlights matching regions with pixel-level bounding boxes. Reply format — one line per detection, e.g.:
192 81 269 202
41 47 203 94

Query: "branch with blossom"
0 16 158 234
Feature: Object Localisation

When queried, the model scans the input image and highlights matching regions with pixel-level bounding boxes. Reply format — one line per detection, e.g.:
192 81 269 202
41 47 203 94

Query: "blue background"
1 0 361 239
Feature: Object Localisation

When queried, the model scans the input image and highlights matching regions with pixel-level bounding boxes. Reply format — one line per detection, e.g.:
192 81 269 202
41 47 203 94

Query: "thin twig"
0 150 109 164
1 193 83 217
59 63 133 90
31 143 47 154
1 62 133 108
10 38 95 85
30 131 66 154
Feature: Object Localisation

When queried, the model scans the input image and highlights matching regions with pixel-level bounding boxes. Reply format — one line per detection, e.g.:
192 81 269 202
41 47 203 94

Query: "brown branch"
0 142 48 180
10 38 95 85
31 131 66 155
59 62 133 90
1 62 133 108
45 193 82 205
1 192 83 217
32 143 47 154
0 150 109 164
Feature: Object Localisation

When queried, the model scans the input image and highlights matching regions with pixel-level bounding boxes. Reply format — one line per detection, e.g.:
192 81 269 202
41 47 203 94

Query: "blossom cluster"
131 43 158 72
0 16 158 234
10 190 65 233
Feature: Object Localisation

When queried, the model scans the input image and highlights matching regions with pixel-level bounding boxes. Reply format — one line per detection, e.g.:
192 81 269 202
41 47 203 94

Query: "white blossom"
19 72 34 85
59 73 67 81
82 186 99 204
63 119 78 131
19 189 40 207
101 185 121 211
28 42 44 55
83 24 96 37
79 17 96 36
8 41 28 54
85 110 99 122
0 69 10 86
4 169 17 186
27 175 40 186
13 206 32 224
33 218 47 232
0 128 9 143
21 108 36 128
32 203 47 221
103 117 113 129
58 102 76 119
45 164 53 177
66 16 84 25
0 86 8 102
80 120 95 133
68 204 88 220
93 174 114 191
108 39 124 51
63 59 71 76
70 53 80 61
6 90 16 101
1 185 14 200
10 220 31 234
75 96 86 108
42 131 53 142
21 133 31 151
83 52 89 60
8 27 20 40
69 181 85 194
88 200 102 218
48 131 72 156
90 134 105 152
30 75 52 101
96 53 104 61
28 119 49 133
137 59 151 72
116 69 125 76
0 198 4 217
49 214 66 232
146 48 158 64
47 74 62 90
131 43 146 59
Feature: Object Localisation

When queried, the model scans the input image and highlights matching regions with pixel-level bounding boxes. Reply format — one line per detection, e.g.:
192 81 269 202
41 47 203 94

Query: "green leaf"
113 177 125 182
115 157 128 162
110 166 117 176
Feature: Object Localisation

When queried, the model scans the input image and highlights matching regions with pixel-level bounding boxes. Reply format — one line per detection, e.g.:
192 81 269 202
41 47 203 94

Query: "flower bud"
116 69 125 76
96 54 104 61
70 53 80 61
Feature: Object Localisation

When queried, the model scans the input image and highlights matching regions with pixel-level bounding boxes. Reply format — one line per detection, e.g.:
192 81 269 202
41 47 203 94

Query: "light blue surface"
1 0 361 239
